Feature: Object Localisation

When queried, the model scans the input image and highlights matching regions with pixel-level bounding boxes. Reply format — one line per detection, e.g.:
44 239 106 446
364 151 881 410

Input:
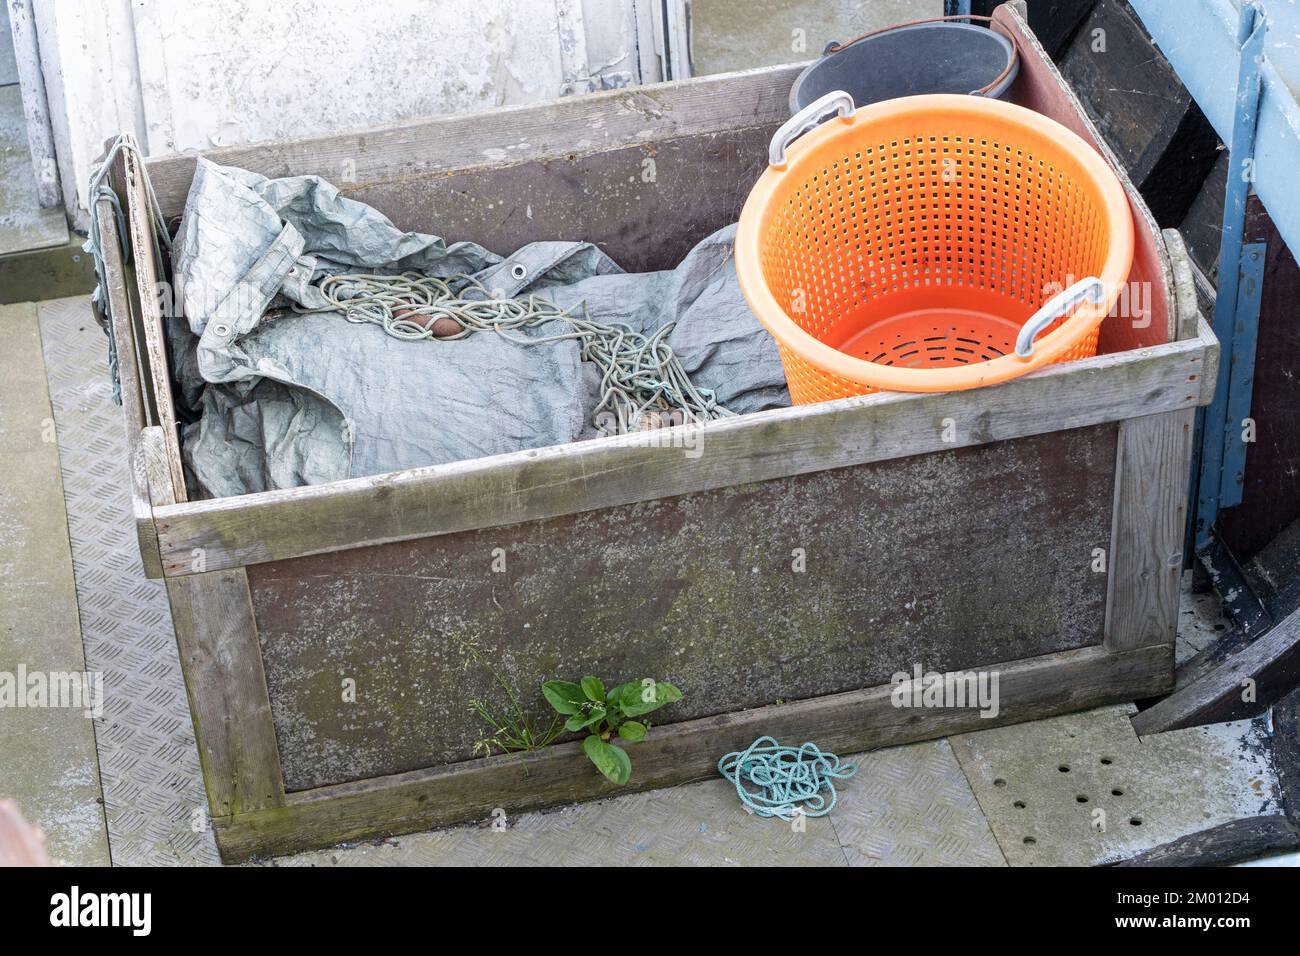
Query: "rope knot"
717 735 857 820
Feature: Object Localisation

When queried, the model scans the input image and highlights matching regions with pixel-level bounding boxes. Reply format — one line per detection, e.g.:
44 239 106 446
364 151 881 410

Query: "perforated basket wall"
737 95 1132 402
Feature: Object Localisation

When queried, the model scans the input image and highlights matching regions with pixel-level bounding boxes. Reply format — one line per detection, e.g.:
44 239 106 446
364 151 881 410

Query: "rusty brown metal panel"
1217 197 1300 562
248 423 1119 792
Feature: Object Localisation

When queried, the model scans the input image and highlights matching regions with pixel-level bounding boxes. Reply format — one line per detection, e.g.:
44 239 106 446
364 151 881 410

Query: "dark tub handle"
824 13 1020 97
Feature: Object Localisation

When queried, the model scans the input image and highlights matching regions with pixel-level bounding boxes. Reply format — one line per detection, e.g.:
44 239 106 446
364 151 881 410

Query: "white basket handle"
1015 277 1106 359
769 90 856 169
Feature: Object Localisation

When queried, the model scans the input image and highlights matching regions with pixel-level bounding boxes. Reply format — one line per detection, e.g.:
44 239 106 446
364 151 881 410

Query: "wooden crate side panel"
165 569 285 816
1105 407 1195 652
142 67 805 222
114 148 186 501
151 327 1213 577
346 126 776 272
213 642 1172 863
249 423 1119 792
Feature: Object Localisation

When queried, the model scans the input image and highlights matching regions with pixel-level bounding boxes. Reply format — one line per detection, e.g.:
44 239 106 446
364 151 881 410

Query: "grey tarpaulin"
172 158 788 498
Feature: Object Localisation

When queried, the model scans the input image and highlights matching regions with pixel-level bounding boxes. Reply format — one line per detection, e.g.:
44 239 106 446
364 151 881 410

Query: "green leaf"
617 720 647 742
581 676 605 702
607 681 639 704
606 681 639 721
564 706 605 732
619 679 652 711
542 680 585 715
583 735 632 785
621 679 684 717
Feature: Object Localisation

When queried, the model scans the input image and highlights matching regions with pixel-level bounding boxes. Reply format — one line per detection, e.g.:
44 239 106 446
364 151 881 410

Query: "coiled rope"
295 271 735 435
717 736 858 820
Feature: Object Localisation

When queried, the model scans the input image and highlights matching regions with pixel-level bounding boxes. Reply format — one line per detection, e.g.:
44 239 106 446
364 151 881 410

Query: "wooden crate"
98 5 1216 861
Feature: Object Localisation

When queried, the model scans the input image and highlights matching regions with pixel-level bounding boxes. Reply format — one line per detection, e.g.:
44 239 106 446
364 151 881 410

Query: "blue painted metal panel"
1220 242 1266 510
1131 0 1300 259
1193 0 1267 549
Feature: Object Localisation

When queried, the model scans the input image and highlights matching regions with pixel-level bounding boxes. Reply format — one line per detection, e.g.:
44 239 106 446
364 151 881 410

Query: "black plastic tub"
789 21 1019 113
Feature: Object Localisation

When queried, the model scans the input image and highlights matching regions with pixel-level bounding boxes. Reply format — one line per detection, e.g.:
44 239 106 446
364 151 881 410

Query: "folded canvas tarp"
171 158 789 498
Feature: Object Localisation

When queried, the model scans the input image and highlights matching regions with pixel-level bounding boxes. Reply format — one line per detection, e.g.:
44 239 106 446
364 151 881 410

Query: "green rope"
718 736 857 820
295 271 735 434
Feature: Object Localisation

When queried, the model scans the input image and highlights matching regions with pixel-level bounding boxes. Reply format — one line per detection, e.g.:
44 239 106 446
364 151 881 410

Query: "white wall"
30 0 652 228
1 2 20 85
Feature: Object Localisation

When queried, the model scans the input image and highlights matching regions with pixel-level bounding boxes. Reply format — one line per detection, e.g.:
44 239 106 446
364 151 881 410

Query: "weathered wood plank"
345 125 776 272
142 64 805 222
116 144 186 501
212 642 1172 862
1273 684 1300 831
1131 605 1300 734
146 458 285 819
133 427 174 577
1116 815 1300 867
1162 228 1202 343
153 322 1217 577
94 196 165 579
1104 408 1194 652
164 569 286 818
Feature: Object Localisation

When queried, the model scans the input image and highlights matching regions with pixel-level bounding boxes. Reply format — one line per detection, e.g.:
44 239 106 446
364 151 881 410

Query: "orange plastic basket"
735 92 1134 402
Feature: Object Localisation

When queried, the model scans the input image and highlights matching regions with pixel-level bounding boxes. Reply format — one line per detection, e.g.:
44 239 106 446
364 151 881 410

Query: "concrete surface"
689 0 939 75
951 704 1279 867
0 239 95 305
1177 569 1232 665
0 301 109 865
0 84 67 255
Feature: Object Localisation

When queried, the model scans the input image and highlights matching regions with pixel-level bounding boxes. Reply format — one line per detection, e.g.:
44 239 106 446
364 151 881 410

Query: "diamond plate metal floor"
830 738 1006 866
270 739 1005 867
37 296 218 866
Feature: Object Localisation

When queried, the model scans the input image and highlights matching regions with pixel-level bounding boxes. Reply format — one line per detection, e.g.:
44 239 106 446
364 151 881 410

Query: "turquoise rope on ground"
717 736 857 820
